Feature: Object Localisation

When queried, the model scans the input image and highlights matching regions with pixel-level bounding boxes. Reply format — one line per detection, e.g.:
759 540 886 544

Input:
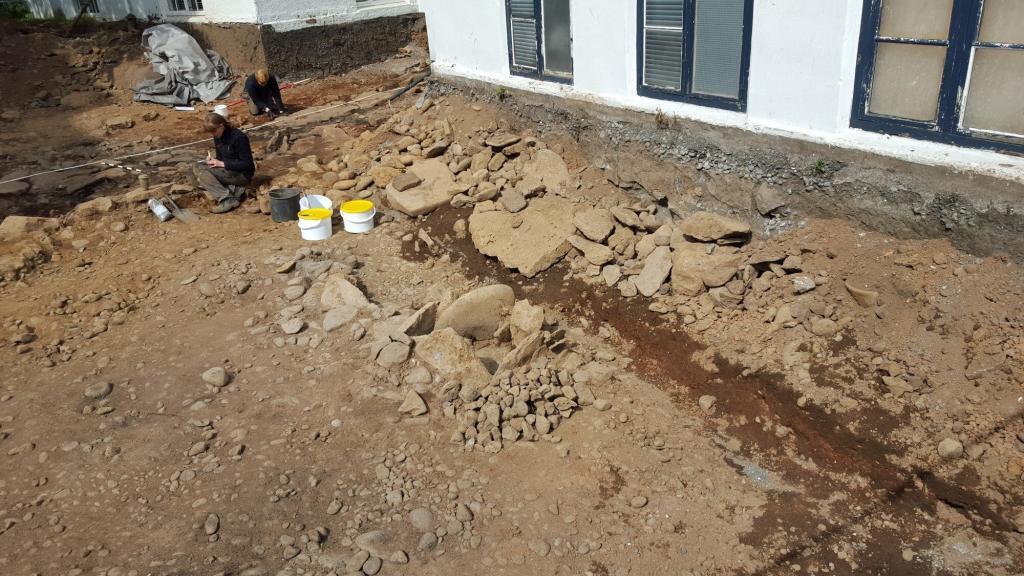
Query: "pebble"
204 513 220 535
83 381 113 400
418 531 438 550
937 437 963 460
201 367 229 387
593 398 611 411
280 318 305 335
630 495 648 508
698 395 716 413
408 507 434 531
456 503 474 522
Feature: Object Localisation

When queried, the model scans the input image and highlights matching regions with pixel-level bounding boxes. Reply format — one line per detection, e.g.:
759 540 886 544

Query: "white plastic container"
340 200 376 234
297 208 333 241
213 104 229 119
299 194 333 211
148 198 172 222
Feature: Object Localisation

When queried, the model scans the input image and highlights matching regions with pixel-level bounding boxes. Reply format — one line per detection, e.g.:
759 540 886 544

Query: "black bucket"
269 188 301 223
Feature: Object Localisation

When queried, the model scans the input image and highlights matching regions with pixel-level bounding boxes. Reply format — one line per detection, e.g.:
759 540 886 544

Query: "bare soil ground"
1 20 1022 576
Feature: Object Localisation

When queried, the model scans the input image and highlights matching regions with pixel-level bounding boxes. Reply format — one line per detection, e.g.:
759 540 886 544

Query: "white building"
28 0 418 30
419 0 1024 180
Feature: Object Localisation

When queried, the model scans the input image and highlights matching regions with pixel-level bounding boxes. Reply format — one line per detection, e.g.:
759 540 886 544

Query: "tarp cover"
133 24 235 106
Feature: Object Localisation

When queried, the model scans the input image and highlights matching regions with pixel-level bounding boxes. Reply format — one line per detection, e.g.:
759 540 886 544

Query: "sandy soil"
0 20 1022 576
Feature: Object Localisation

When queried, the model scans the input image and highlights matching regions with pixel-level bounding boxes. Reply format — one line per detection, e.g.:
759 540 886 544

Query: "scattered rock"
510 299 545 345
203 513 220 535
323 306 359 332
937 438 964 460
435 284 515 341
753 183 787 216
499 188 527 213
321 275 370 311
376 341 411 368
414 328 494 390
390 171 422 192
634 246 673 297
201 367 229 387
398 301 439 337
408 508 434 531
280 318 305 335
698 395 716 413
679 212 751 243
574 208 616 243
84 381 113 400
568 235 615 266
845 281 879 308
398 390 428 416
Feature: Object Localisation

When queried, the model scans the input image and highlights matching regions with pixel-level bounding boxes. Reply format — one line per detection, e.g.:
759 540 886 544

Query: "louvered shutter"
643 0 684 91
510 0 539 70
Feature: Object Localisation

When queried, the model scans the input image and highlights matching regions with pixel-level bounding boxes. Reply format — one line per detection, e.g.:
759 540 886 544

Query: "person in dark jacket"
192 113 255 214
244 69 285 119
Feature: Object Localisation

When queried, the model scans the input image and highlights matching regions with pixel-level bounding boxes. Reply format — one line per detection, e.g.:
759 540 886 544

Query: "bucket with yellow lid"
340 200 376 234
297 207 333 241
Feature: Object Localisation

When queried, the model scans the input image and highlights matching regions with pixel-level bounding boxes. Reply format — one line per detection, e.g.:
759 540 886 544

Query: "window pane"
511 19 538 69
646 0 684 28
962 48 1024 137
691 0 744 99
510 0 534 19
878 0 953 40
978 0 1024 45
542 0 572 76
644 28 683 91
868 43 946 122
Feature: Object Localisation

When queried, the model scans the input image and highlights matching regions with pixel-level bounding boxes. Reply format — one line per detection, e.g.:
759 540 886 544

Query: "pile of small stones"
440 365 602 453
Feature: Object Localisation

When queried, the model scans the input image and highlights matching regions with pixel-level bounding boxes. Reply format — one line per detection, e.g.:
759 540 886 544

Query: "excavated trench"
402 206 1022 575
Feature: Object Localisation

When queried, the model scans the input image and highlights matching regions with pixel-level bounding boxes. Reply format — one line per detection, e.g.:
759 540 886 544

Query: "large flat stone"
468 195 576 278
385 158 457 216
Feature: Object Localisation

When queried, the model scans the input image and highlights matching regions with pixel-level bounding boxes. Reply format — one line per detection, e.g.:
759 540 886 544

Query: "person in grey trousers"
192 113 255 214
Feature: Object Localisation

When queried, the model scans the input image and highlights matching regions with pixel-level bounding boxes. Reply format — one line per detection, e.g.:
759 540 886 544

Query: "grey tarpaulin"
133 24 235 106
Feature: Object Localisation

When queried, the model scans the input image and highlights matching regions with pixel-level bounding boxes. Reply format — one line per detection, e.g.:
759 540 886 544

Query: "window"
506 0 573 82
852 0 1024 153
167 0 204 11
638 0 754 111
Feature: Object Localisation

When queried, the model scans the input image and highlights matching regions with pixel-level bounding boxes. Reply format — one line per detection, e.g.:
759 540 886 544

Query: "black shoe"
210 197 240 214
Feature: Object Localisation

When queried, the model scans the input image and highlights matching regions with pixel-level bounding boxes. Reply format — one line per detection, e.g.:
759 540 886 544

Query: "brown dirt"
1 23 1022 576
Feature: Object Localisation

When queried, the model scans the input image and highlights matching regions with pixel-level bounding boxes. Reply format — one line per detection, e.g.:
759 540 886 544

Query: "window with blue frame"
506 0 573 83
852 0 1024 153
637 0 754 111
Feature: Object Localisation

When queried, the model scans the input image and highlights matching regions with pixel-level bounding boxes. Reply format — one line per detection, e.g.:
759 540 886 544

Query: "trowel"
162 195 200 224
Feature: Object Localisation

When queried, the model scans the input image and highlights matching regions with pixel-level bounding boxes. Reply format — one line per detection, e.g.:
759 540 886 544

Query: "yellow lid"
298 208 333 221
341 200 375 214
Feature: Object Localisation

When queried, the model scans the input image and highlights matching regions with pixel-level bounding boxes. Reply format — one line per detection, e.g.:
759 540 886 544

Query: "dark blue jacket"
215 126 255 180
244 74 283 111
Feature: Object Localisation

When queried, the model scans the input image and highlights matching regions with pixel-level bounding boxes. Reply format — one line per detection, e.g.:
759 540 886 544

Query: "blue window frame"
505 0 574 84
852 0 1024 154
637 0 754 112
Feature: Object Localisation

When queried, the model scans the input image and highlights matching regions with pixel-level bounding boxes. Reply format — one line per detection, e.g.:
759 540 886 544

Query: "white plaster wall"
420 0 1024 181
253 0 418 31
161 0 259 24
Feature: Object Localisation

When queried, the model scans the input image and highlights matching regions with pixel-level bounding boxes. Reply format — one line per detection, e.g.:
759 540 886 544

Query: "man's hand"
207 159 225 168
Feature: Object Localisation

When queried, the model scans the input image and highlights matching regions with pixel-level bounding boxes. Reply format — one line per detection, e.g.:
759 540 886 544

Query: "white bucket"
213 104 229 119
300 194 333 211
341 208 376 234
298 213 332 241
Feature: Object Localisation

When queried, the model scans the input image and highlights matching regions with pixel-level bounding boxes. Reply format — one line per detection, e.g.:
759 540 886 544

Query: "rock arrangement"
441 364 606 453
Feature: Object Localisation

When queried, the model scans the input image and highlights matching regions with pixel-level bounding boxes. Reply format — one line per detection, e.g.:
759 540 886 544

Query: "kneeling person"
193 113 255 214
245 69 285 119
